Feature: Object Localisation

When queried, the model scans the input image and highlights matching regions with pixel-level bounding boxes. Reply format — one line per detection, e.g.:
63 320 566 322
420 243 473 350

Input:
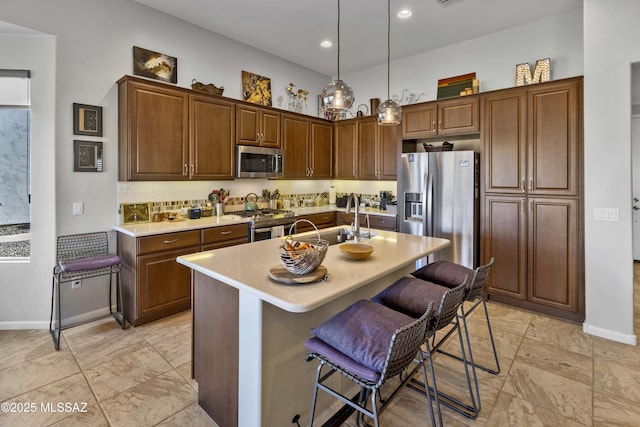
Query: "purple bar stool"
305 299 435 427
49 232 126 350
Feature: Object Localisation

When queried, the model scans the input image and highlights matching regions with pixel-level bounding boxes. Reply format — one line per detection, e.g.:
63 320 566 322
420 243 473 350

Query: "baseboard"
0 305 118 331
583 322 637 345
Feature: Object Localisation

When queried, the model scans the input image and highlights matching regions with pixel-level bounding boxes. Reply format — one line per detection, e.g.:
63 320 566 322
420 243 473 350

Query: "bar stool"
372 277 476 423
49 232 126 350
411 258 499 375
305 299 435 427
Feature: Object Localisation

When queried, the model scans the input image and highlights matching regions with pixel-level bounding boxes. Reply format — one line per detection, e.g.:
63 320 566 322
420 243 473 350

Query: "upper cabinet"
334 117 398 180
118 76 235 181
118 76 189 181
236 104 281 148
281 115 333 179
402 96 479 139
484 78 581 197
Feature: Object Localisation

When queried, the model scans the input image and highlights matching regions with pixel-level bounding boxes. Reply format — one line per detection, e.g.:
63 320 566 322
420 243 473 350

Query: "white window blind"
0 70 30 106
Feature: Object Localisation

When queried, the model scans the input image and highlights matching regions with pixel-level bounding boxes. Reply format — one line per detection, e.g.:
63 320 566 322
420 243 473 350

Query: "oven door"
252 222 296 242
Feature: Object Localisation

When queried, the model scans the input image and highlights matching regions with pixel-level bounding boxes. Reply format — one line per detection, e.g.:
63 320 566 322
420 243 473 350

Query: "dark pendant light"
377 0 402 125
322 0 354 113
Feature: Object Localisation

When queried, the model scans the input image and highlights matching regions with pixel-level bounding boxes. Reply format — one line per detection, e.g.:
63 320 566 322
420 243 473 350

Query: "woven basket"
423 141 454 152
191 79 224 96
279 220 328 275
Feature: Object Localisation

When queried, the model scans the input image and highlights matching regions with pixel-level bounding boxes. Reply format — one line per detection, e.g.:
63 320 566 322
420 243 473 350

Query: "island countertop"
177 226 450 313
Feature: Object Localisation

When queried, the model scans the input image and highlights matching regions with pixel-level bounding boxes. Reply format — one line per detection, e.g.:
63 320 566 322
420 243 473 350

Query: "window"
0 70 31 258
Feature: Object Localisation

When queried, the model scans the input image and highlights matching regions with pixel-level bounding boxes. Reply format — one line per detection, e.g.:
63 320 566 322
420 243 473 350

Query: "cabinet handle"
220 231 232 235
528 177 533 191
190 164 195 176
432 121 436 133
438 120 442 132
521 199 525 214
183 164 188 176
163 239 178 244
521 178 526 193
310 168 314 176
529 200 533 213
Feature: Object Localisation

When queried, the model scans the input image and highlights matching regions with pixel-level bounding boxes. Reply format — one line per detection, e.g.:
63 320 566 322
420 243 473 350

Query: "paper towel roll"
329 187 336 205
271 225 285 239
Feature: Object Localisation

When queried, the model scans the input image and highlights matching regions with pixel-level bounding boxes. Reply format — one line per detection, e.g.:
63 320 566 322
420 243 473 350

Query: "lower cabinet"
117 224 249 326
295 212 336 232
483 195 583 321
336 212 397 231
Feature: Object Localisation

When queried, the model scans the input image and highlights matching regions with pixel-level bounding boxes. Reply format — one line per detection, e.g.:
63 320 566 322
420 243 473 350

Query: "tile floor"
1 265 639 427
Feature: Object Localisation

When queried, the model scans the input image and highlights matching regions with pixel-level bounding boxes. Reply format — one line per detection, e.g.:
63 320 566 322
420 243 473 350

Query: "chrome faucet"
345 193 361 242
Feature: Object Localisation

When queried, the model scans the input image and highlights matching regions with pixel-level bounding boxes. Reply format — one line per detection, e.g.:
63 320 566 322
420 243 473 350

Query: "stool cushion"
305 337 381 383
372 277 448 318
411 261 473 289
59 254 120 273
310 300 414 374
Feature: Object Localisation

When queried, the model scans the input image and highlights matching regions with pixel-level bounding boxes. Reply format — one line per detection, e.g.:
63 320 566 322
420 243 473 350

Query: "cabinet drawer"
368 215 396 231
138 230 201 255
202 223 249 245
296 212 336 231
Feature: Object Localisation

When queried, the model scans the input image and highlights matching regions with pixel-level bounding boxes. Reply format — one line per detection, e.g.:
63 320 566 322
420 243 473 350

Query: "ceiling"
133 0 583 76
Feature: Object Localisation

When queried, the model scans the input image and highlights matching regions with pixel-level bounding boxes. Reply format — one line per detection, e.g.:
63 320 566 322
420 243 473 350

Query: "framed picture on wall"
73 140 103 172
73 103 103 137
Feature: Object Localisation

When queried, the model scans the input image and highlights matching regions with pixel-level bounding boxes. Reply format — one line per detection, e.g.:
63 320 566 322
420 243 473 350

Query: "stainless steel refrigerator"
398 151 480 269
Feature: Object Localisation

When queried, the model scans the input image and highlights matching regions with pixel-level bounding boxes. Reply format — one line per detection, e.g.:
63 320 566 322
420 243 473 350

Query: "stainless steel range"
230 209 297 242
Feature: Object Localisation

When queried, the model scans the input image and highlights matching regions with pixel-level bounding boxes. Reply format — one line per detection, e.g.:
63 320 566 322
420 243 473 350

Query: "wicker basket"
191 79 224 96
279 220 328 275
423 141 454 152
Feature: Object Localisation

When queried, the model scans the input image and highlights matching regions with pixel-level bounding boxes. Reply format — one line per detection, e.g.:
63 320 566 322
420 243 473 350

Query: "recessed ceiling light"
397 9 412 19
320 40 333 48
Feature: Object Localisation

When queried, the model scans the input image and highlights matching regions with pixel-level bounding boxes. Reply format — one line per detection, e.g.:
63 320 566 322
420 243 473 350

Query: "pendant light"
377 0 402 125
322 0 354 113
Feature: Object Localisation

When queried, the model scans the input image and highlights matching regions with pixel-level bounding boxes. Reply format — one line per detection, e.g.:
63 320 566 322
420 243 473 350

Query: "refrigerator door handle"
424 173 433 236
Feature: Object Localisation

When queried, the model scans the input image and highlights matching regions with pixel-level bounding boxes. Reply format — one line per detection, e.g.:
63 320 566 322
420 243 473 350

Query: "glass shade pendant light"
377 0 402 125
322 0 354 113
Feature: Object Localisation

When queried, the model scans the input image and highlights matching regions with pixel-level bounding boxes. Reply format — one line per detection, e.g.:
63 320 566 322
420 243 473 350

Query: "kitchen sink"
315 228 377 245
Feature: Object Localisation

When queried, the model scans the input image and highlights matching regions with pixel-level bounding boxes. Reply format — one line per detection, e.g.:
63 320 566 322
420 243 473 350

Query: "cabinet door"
483 89 527 194
260 110 281 148
527 80 580 197
190 95 235 180
121 80 189 180
402 103 436 139
357 118 378 180
236 104 260 145
378 124 399 180
334 120 357 179
437 97 480 136
484 196 527 300
309 119 333 178
282 114 309 178
137 246 197 323
527 197 580 313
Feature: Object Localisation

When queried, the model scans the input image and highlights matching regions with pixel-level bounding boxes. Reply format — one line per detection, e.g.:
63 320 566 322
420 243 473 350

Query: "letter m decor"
515 58 551 86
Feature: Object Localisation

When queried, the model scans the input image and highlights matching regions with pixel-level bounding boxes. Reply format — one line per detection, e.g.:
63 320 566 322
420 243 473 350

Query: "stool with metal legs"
49 232 126 350
373 277 477 423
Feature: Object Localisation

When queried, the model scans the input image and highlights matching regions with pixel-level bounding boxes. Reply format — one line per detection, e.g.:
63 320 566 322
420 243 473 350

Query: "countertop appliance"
229 208 296 242
236 145 284 179
398 151 480 269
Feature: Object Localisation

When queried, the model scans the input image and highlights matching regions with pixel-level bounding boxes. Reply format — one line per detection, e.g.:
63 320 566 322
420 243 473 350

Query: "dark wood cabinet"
334 117 398 180
482 77 583 321
190 94 236 180
118 76 235 181
118 76 189 181
402 96 479 139
236 104 281 147
295 212 336 232
336 212 396 231
282 115 332 179
117 224 249 326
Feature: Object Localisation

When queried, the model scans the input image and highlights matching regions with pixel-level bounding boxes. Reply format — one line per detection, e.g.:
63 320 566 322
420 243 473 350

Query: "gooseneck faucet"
345 193 360 242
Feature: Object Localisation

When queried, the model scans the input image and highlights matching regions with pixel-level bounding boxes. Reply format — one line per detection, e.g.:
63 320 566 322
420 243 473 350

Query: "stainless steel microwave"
236 145 284 179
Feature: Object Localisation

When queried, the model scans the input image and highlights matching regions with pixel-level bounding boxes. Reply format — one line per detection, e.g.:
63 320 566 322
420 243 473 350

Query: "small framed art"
73 103 103 136
74 140 103 172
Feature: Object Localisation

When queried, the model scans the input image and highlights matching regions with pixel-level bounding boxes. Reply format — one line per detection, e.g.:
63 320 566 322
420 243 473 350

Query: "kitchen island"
177 226 449 427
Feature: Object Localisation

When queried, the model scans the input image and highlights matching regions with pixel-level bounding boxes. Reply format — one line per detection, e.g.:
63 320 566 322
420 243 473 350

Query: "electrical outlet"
71 279 81 289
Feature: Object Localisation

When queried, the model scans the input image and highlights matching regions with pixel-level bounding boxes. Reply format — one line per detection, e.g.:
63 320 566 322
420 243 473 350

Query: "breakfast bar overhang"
177 226 450 427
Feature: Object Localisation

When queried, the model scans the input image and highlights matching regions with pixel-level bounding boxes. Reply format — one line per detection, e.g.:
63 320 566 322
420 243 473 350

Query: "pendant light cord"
386 0 391 99
337 0 341 81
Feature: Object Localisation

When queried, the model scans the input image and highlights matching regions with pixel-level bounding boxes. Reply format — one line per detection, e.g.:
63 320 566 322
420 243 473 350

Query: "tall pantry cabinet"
482 77 583 321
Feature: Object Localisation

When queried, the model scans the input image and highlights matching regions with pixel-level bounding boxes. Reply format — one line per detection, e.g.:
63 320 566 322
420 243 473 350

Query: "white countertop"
112 205 395 237
177 226 449 313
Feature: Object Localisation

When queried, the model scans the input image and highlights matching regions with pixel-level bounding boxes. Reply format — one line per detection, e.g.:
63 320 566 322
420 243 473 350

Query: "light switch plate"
73 202 83 215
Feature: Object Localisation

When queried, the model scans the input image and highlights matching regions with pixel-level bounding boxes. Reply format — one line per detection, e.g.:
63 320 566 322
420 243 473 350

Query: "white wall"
0 33 57 328
582 0 640 345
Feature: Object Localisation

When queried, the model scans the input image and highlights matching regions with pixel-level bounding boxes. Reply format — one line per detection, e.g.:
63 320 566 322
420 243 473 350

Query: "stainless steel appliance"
398 151 480 269
230 208 296 242
236 146 284 179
